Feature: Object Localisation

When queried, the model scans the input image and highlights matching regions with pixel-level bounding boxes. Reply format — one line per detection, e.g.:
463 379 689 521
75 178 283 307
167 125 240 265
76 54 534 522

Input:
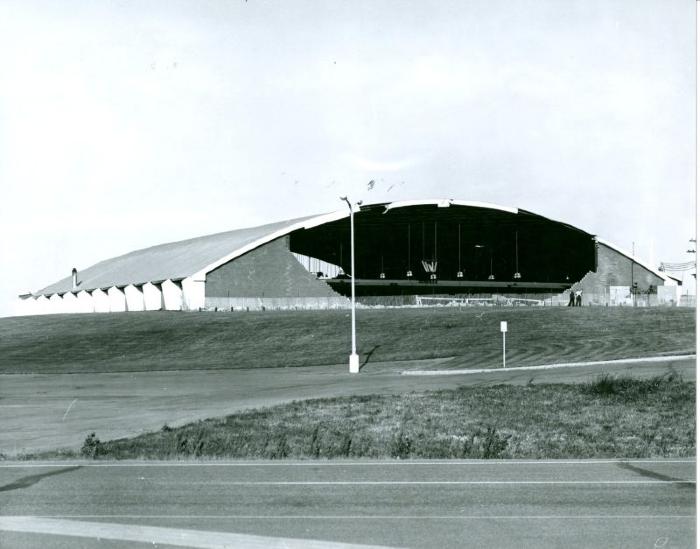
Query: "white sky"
0 0 696 316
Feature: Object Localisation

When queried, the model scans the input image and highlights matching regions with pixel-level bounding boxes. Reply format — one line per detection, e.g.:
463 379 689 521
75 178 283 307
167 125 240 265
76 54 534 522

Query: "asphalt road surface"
0 459 695 548
1 356 694 455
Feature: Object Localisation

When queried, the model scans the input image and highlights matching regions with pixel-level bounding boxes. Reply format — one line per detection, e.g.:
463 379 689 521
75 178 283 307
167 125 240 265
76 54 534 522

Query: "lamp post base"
349 353 360 374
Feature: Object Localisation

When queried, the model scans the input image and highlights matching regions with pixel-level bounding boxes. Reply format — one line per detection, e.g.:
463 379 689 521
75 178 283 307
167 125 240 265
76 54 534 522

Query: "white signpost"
500 321 508 368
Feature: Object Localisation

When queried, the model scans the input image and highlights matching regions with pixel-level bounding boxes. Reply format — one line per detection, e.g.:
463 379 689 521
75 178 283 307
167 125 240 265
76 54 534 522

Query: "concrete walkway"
402 354 696 375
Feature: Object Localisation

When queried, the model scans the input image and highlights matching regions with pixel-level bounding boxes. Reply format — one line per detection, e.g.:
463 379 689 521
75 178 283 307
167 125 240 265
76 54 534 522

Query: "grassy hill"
0 307 694 374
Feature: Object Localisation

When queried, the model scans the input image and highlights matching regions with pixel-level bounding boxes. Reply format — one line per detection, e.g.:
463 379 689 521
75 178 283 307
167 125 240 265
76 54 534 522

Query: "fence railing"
203 292 691 311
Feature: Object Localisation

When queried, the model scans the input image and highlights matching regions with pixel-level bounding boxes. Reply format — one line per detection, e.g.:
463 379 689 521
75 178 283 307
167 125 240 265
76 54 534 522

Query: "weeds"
389 431 413 459
479 426 510 458
585 373 618 395
309 425 321 458
339 432 353 457
68 376 693 461
267 433 290 459
582 373 683 399
80 433 102 459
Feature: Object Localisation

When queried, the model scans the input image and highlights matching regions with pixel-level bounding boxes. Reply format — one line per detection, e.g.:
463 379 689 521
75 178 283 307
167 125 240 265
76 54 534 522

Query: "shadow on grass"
616 461 695 489
360 345 381 371
0 465 82 492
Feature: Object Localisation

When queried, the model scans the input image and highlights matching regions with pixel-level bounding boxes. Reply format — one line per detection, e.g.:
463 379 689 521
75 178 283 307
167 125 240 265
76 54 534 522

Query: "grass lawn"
0 307 694 373
37 373 694 460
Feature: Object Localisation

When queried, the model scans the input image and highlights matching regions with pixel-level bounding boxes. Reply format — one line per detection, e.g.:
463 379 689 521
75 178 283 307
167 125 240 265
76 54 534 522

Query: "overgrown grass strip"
30 374 695 461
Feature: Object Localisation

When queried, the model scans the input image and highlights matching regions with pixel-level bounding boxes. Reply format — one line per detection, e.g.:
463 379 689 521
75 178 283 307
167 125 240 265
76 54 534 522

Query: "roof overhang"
596 237 674 284
192 210 352 279
382 199 518 215
193 200 522 278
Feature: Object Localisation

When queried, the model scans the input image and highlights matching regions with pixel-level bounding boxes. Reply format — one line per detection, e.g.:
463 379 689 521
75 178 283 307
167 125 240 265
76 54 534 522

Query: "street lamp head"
340 197 362 210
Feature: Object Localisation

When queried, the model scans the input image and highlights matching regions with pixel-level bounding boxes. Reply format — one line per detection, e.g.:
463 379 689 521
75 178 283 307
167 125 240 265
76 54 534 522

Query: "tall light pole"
341 196 361 373
631 241 636 307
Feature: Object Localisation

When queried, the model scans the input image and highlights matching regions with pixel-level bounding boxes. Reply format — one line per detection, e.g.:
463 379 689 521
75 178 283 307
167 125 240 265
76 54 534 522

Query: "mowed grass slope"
0 307 694 374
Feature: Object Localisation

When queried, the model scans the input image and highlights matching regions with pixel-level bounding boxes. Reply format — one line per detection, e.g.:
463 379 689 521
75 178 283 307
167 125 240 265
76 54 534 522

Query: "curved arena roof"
33 199 672 296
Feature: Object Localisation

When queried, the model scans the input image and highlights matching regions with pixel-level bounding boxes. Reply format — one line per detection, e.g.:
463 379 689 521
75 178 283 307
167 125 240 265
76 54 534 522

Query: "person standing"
568 290 575 307
575 289 582 306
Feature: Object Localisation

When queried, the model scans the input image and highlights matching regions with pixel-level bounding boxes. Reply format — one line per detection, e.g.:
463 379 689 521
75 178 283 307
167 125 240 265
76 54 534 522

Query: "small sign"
500 321 508 333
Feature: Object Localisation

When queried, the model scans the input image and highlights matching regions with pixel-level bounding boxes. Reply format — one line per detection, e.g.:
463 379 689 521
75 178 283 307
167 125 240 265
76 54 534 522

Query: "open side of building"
17 199 681 315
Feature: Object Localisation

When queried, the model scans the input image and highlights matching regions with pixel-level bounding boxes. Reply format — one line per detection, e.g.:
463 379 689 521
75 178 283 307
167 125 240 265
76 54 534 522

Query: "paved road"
0 459 695 548
1 356 694 455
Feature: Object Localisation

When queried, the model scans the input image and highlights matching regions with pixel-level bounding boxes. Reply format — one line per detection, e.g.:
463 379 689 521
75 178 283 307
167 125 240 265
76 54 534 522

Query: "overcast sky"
0 0 696 316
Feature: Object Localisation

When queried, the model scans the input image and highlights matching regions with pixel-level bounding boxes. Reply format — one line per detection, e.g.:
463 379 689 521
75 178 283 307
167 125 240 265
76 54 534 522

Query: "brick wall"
205 237 342 298
558 242 666 305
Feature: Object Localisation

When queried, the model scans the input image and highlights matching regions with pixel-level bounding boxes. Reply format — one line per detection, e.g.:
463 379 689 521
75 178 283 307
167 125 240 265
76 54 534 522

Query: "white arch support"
92 289 110 313
49 294 65 314
182 277 205 311
162 279 183 311
34 295 50 315
62 292 80 313
76 290 95 313
124 284 145 312
108 287 127 312
143 282 163 311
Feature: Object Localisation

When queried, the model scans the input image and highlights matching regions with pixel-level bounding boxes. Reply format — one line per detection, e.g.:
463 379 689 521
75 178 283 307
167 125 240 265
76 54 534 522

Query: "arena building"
18 199 681 314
